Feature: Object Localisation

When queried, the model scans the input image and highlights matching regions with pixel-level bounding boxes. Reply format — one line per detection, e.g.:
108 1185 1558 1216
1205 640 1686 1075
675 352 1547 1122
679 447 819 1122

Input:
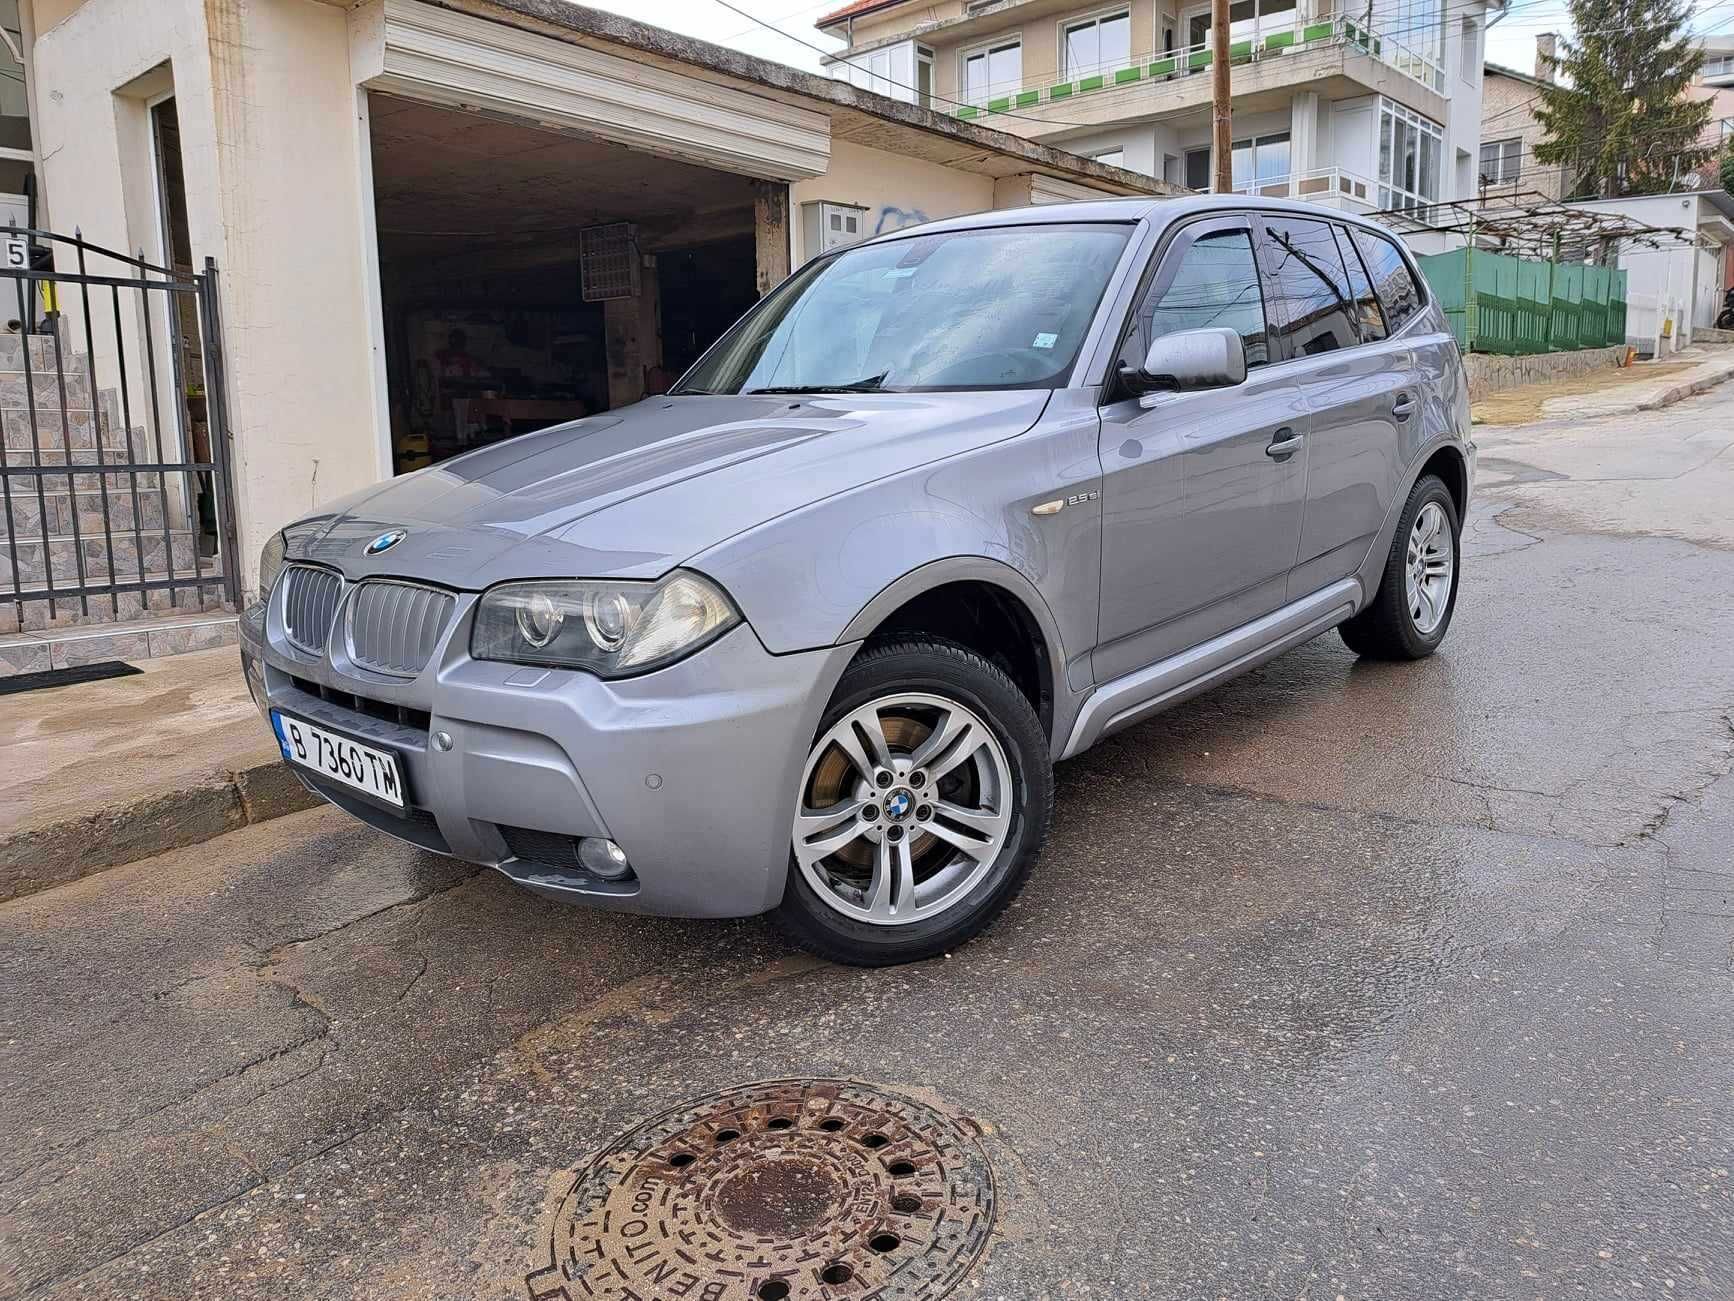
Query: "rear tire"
1339 473 1460 660
775 638 1052 966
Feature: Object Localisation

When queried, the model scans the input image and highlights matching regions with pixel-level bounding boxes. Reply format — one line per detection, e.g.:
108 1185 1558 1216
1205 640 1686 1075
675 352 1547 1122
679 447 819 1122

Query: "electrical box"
802 201 869 257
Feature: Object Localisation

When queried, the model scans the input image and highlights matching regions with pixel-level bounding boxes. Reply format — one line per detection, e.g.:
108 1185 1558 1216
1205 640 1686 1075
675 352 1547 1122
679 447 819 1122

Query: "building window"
963 38 1022 104
1187 0 1298 55
1231 132 1291 191
1063 9 1131 79
1378 99 1442 210
1460 17 1478 83
1091 147 1127 168
1479 137 1521 186
1185 147 1211 190
916 45 934 106
1703 54 1734 79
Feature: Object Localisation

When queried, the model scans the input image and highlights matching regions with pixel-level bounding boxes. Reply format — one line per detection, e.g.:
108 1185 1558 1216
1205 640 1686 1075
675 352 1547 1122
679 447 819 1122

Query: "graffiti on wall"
871 206 930 237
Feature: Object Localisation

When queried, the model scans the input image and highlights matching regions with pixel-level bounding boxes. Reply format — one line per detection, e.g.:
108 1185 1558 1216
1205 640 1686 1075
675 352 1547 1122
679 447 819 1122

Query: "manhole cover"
526 1079 997 1300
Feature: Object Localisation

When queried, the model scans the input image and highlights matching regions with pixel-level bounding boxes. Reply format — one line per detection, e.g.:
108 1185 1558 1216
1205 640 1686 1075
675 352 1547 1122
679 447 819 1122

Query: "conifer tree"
1533 0 1714 197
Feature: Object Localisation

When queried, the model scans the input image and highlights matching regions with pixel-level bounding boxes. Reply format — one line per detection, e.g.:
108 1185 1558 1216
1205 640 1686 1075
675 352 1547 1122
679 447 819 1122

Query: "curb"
1633 363 1734 412
0 761 320 903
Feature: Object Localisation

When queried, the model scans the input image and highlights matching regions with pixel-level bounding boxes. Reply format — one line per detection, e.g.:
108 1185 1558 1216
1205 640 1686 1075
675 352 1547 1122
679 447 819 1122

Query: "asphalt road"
4 391 1733 1301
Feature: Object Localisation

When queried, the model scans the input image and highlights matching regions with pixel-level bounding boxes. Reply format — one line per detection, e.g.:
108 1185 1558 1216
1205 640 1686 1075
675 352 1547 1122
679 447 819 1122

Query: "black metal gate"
0 228 239 634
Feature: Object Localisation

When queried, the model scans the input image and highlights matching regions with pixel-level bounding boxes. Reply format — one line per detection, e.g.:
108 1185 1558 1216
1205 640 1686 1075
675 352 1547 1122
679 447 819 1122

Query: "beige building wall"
28 0 388 593
791 139 995 263
1478 67 1565 202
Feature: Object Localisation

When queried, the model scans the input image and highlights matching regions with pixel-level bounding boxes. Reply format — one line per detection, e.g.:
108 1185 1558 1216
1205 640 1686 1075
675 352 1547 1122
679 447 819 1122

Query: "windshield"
674 222 1133 395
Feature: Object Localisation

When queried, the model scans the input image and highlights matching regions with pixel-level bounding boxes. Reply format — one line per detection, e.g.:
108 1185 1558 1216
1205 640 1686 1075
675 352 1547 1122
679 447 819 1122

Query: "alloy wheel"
793 692 1013 926
1404 500 1455 636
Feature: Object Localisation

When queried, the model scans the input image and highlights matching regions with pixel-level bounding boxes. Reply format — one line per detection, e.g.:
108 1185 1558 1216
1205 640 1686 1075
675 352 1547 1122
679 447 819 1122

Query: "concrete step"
0 608 238 675
0 644 316 903
1 528 212 589
0 579 229 635
1 483 173 537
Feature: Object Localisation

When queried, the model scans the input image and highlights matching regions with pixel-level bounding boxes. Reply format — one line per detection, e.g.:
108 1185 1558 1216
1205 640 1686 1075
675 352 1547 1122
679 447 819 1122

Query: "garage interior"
367 94 779 473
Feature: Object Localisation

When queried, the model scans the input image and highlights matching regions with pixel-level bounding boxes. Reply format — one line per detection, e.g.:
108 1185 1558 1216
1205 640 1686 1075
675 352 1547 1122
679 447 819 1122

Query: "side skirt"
1060 578 1361 759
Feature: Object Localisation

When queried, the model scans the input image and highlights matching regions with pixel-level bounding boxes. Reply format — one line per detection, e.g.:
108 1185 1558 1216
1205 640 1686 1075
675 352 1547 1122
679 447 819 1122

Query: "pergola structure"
1376 189 1702 259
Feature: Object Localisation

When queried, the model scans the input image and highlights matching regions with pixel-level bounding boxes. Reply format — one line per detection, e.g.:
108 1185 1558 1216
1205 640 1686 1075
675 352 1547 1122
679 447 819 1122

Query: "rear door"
1095 215 1309 683
1255 215 1413 598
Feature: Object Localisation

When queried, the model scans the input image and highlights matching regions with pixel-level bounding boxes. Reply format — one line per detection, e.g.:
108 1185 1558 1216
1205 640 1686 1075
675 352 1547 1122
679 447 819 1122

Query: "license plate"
271 711 406 809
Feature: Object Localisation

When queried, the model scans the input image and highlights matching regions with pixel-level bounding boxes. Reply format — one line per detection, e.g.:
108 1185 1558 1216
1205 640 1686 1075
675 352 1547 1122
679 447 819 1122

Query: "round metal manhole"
527 1079 997 1300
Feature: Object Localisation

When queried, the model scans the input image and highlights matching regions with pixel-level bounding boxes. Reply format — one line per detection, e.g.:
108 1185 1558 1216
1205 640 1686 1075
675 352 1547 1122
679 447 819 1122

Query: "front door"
1095 216 1309 684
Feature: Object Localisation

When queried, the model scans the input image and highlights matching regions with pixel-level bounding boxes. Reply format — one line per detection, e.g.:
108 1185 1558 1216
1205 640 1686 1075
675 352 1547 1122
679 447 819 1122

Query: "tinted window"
1350 227 1423 331
1119 226 1270 372
1331 224 1386 342
1261 216 1358 356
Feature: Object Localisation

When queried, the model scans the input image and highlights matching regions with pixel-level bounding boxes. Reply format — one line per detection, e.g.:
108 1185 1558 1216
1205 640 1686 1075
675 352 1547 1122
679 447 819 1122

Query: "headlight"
257 532 287 599
471 571 740 677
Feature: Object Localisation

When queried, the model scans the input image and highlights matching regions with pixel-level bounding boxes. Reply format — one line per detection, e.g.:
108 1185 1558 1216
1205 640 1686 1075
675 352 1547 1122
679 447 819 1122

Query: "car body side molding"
1060 577 1362 759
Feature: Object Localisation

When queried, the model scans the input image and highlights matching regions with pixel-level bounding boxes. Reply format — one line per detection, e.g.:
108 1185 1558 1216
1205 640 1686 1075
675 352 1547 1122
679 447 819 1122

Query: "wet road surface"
4 393 1733 1299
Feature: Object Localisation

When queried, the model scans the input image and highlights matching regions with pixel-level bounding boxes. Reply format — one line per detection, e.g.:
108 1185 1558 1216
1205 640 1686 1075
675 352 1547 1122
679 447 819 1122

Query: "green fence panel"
1515 258 1550 355
1418 250 1628 354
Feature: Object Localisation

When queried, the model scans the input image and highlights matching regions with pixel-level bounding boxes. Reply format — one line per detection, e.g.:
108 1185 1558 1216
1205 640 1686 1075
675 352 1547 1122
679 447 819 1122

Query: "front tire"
1339 473 1461 660
775 639 1052 966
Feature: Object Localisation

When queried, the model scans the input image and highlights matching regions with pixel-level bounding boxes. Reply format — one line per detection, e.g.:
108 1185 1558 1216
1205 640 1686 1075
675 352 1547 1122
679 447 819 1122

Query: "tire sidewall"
779 642 1050 963
1394 475 1461 655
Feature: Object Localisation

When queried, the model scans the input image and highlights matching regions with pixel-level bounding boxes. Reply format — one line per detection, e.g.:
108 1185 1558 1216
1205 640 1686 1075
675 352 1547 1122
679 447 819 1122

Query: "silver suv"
241 197 1472 966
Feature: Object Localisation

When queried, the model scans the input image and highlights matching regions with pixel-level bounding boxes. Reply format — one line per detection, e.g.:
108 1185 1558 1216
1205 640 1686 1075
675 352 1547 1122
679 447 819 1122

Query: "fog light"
578 837 632 880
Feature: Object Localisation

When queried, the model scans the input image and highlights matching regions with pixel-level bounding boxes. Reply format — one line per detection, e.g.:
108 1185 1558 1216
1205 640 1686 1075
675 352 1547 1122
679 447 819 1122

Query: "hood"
289 391 1050 587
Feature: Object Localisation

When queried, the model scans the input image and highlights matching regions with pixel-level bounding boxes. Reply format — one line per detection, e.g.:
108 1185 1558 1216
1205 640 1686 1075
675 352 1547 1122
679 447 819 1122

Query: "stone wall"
1462 345 1630 403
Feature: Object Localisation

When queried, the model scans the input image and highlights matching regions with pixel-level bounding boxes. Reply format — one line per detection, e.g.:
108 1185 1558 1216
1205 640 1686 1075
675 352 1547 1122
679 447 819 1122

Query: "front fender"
689 393 1105 757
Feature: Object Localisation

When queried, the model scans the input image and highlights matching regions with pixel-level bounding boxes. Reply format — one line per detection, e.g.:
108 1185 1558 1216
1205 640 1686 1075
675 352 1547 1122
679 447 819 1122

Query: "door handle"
1392 393 1417 420
1265 428 1304 460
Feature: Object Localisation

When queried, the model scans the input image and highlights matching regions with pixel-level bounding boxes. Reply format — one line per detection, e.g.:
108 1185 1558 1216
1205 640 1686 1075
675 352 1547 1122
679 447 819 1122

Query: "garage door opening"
367 94 773 473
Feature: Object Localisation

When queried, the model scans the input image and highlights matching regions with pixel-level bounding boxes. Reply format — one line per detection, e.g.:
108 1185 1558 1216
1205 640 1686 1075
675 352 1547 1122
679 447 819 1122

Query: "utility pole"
1210 0 1232 191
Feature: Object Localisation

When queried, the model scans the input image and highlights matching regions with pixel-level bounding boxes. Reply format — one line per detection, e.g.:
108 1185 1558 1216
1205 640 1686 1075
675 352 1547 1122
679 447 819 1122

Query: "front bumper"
240 591 853 918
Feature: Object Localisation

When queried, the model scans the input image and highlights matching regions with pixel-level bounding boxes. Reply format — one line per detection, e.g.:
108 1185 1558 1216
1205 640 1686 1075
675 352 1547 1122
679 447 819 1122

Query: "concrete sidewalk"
1547 344 1734 419
0 646 315 900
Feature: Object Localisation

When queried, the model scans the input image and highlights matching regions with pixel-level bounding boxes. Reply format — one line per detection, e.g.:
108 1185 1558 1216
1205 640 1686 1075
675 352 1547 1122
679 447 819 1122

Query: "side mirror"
1129 327 1248 396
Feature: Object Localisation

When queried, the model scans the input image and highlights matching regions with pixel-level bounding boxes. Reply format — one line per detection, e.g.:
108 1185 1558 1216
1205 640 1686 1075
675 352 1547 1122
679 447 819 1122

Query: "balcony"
1228 166 1379 211
951 15 1445 128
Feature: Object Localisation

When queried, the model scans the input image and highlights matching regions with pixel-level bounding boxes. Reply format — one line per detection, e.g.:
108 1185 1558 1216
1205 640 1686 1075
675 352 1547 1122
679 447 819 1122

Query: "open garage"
367 94 777 473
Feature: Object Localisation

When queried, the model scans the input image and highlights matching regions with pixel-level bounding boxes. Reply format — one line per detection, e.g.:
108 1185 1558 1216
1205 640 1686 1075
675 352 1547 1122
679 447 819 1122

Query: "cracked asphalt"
4 391 1734 1300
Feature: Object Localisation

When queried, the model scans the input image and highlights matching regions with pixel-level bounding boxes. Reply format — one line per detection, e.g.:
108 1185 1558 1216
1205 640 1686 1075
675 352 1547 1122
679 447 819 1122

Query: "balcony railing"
1228 166 1379 210
952 14 1444 121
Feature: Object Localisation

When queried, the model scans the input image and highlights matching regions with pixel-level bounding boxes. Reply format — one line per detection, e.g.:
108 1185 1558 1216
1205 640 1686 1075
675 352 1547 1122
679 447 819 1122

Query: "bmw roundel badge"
365 529 407 556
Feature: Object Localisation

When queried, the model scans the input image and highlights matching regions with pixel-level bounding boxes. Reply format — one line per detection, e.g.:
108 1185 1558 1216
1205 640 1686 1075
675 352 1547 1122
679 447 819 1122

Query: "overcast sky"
580 0 1732 83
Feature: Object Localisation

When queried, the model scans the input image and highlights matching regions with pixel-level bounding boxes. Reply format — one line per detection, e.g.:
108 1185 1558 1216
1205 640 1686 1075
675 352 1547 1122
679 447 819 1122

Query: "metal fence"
0 229 238 634
1417 247 1629 355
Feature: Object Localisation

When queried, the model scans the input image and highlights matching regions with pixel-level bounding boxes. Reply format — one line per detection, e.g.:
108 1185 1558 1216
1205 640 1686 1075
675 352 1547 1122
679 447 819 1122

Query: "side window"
1117 225 1270 374
1331 224 1387 343
1350 227 1423 332
1260 216 1359 356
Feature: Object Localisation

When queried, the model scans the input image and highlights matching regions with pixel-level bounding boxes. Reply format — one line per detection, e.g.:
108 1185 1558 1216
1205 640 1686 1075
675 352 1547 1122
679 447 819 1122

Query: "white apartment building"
821 0 1502 217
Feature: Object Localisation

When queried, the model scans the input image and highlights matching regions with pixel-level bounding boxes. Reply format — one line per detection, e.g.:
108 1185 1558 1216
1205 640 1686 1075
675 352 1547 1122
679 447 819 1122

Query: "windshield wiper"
744 372 889 395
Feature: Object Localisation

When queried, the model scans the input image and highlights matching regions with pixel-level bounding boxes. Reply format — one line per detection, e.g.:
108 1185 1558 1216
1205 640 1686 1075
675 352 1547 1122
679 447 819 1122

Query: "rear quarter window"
1349 227 1425 332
